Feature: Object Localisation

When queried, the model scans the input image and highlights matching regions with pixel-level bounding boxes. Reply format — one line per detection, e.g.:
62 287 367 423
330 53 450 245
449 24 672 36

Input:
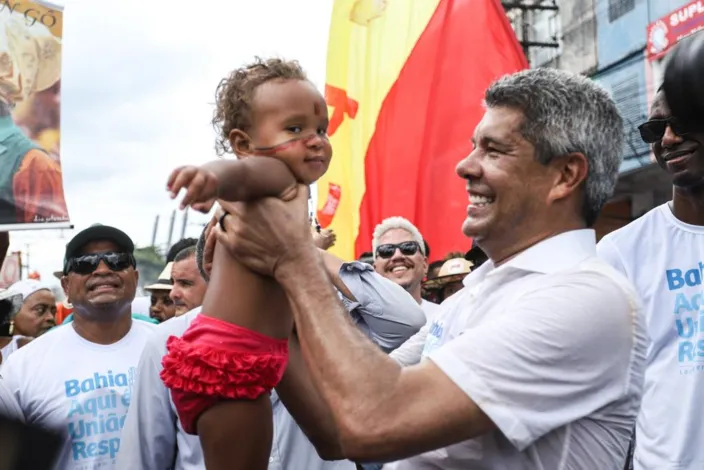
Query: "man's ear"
60 275 69 298
229 129 254 157
547 152 589 203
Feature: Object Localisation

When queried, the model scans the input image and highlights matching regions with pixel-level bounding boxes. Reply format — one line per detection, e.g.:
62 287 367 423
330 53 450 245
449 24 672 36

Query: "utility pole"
151 215 160 247
502 0 560 63
22 243 29 279
180 208 189 240
166 210 176 251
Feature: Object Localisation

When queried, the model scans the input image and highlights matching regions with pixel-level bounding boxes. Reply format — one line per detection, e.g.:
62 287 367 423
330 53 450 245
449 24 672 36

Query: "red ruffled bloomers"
160 314 289 434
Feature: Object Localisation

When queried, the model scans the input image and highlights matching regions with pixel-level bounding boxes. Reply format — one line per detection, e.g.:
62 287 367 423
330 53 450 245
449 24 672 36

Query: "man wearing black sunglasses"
371 217 439 323
636 90 704 187
0 224 157 470
599 84 704 470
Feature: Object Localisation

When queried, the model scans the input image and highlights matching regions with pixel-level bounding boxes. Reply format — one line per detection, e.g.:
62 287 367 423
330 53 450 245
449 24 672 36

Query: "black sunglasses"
66 252 135 275
376 241 421 259
638 117 693 144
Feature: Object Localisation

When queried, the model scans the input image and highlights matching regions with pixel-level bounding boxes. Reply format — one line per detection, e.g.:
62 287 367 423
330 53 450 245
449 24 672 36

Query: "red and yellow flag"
318 0 528 261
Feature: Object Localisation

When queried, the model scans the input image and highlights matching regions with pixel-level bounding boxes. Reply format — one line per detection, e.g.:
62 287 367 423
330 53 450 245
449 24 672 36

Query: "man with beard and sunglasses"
0 224 157 470
598 85 704 470
372 217 440 322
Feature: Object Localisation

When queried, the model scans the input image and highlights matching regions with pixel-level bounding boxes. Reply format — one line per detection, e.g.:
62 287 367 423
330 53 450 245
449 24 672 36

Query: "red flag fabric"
356 0 528 259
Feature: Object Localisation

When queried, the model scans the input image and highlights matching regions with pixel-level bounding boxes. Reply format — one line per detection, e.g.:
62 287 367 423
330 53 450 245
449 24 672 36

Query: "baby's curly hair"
212 57 308 156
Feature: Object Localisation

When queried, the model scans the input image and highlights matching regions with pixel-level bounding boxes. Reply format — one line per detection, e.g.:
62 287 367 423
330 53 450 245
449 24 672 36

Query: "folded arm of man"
320 250 426 351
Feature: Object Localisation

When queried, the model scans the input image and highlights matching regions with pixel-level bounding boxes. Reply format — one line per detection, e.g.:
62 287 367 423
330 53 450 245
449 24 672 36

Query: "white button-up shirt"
386 229 647 469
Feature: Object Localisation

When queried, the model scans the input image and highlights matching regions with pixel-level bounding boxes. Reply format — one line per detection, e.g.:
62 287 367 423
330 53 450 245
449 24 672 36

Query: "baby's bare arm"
203 158 297 202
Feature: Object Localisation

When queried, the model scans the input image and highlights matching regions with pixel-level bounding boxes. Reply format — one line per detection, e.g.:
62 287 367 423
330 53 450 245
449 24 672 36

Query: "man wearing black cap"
0 224 157 470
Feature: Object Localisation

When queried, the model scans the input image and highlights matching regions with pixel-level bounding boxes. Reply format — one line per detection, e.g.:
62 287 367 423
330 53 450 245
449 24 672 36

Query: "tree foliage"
133 246 165 289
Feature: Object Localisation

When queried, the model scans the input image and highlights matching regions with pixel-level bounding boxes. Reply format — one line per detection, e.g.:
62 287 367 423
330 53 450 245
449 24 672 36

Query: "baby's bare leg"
197 396 273 470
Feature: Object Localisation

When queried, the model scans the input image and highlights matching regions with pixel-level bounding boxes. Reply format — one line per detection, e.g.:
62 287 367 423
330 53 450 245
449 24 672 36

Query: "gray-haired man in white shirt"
213 68 647 469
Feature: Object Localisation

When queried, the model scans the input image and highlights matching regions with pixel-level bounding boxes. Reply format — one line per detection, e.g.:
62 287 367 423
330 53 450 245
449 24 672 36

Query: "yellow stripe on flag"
318 0 441 261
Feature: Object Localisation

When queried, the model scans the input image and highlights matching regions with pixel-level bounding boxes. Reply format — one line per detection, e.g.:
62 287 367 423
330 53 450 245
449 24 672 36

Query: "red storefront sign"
646 0 704 61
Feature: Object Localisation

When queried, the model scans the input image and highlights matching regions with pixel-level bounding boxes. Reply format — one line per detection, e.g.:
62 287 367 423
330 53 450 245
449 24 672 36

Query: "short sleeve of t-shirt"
390 323 429 367
0 343 24 404
428 268 639 451
596 236 628 278
0 379 22 422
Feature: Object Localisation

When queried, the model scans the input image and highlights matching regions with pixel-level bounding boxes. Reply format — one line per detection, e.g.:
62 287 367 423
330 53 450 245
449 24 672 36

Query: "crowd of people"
0 31 703 469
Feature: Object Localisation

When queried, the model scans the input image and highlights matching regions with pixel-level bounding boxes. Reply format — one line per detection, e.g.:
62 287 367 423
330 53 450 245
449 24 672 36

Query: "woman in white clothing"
0 280 56 363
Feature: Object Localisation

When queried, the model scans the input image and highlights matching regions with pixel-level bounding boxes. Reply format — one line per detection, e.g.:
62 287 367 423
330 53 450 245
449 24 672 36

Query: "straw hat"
0 13 61 105
423 258 473 290
145 263 173 292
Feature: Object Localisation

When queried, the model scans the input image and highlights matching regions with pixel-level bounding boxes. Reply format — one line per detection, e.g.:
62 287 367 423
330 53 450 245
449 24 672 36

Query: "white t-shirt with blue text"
420 299 440 322
0 318 156 470
598 202 704 470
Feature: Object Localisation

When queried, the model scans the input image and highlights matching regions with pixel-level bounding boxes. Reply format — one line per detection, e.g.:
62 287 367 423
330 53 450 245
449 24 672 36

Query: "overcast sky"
10 0 333 286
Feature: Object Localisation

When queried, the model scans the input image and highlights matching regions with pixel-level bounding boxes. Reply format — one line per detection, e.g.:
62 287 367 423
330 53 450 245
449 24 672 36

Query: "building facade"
593 0 704 235
506 0 704 237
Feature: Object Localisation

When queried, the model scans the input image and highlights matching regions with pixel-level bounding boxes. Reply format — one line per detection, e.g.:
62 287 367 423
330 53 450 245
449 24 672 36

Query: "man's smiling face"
373 228 427 292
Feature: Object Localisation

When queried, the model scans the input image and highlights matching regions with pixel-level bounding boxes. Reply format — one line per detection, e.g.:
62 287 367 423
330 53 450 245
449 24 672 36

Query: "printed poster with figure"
0 0 70 230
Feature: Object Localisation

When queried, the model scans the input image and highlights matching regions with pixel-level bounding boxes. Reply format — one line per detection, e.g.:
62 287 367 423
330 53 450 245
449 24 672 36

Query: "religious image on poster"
0 1 69 230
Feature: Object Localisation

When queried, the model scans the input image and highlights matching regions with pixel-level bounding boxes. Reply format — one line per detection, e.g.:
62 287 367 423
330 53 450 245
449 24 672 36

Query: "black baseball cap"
63 224 135 274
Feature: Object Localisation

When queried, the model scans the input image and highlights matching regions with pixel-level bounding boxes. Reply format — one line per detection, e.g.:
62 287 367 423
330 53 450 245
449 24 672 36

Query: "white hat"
145 263 173 292
7 279 52 303
0 287 22 316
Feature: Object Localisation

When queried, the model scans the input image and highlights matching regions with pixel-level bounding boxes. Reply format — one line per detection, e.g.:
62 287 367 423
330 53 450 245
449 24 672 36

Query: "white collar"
463 229 597 286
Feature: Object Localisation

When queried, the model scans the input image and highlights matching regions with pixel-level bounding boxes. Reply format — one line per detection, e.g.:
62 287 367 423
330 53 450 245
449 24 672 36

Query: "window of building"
612 73 650 160
608 0 635 22
529 8 562 67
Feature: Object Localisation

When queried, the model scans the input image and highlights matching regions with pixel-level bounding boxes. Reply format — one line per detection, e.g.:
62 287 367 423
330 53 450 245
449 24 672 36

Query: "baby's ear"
229 129 253 157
